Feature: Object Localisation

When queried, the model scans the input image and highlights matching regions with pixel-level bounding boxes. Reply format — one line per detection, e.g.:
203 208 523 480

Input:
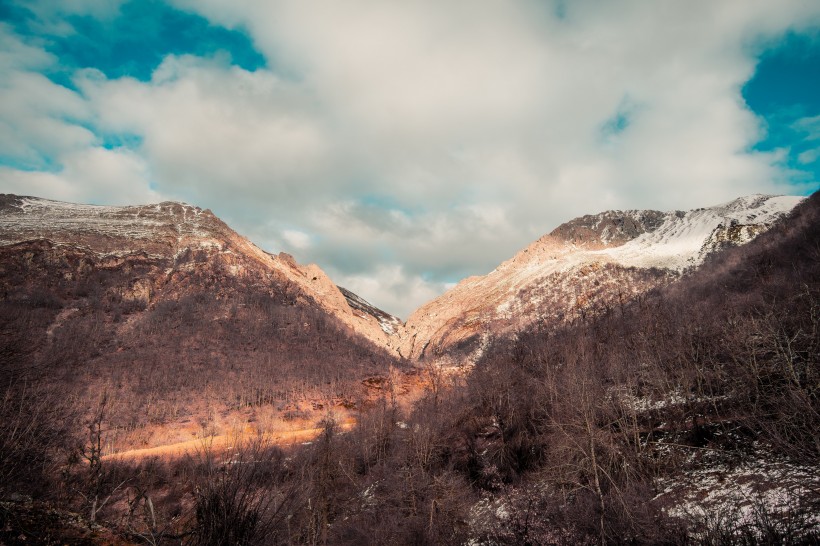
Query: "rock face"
0 194 399 351
397 194 803 362
338 286 403 336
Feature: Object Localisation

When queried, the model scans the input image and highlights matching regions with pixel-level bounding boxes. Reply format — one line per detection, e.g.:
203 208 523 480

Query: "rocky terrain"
0 194 398 351
398 194 803 362
0 191 816 545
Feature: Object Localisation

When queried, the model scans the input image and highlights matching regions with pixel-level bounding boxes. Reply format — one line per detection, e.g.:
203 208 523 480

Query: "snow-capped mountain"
0 194 400 350
0 193 803 365
397 194 803 362
598 194 802 270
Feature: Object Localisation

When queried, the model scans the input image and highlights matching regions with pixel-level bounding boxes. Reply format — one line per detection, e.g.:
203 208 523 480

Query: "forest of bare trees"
0 194 818 544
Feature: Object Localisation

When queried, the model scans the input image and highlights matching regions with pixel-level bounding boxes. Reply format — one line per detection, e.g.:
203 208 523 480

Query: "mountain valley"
0 191 817 545
398 194 802 363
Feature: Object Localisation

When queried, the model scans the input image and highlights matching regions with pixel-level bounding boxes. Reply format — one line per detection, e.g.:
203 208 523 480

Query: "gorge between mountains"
0 191 817 545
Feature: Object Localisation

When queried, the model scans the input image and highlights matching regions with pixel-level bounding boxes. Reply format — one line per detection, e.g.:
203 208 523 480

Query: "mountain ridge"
0 193 399 352
397 193 803 361
0 192 804 364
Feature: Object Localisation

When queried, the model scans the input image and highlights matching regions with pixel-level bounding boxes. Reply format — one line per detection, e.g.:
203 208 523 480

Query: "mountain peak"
548 208 668 248
0 193 401 352
398 194 804 362
597 194 804 271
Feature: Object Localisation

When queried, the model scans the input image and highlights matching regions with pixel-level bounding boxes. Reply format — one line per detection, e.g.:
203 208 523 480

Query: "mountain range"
0 190 815 545
399 194 802 362
0 192 800 366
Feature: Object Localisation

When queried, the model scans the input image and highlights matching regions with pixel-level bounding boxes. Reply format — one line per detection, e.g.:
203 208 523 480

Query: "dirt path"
102 368 447 462
104 419 356 461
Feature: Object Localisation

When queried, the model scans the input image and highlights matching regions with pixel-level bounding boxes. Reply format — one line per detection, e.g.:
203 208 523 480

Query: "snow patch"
338 286 402 336
597 194 802 271
655 447 820 538
0 196 219 248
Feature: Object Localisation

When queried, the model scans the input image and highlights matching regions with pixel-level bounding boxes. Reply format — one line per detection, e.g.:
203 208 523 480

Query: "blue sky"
1 0 819 316
744 31 820 184
1 0 265 84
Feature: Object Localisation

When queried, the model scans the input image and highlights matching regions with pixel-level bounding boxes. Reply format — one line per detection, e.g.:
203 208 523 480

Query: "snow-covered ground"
483 194 801 302
655 445 819 538
598 194 803 271
0 195 219 250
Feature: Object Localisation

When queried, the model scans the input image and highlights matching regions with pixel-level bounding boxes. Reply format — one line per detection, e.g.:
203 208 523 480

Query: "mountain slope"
399 194 803 362
0 194 399 350
338 286 403 336
0 194 404 456
455 191 820 544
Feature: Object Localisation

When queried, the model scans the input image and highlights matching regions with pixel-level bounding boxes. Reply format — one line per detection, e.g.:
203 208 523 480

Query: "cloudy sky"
1 0 819 317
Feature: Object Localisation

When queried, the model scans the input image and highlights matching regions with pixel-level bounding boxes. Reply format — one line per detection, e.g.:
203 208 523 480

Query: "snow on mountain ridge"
398 194 803 362
0 194 219 251
0 194 401 353
548 208 668 248
598 194 803 271
338 286 403 336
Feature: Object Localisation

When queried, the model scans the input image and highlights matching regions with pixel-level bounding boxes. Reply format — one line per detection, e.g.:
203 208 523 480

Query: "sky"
1 0 819 318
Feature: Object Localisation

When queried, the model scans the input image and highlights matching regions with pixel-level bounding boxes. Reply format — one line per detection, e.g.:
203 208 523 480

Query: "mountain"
0 194 404 458
3 193 801 370
0 194 399 350
1 191 816 544
453 191 820 543
398 194 803 362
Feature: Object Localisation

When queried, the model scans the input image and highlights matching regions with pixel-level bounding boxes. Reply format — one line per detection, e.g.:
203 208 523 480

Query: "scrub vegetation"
1 193 818 544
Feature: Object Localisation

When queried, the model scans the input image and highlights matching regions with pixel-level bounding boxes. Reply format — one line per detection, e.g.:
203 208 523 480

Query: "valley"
0 191 817 544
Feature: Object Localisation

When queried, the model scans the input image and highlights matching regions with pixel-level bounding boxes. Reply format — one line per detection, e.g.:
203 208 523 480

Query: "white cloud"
20 0 127 36
281 229 311 249
76 55 337 208
0 71 95 165
0 26 95 167
0 147 159 205
167 0 814 220
0 25 159 205
0 22 53 70
792 115 820 173
798 149 820 164
2 2 820 316
795 115 820 140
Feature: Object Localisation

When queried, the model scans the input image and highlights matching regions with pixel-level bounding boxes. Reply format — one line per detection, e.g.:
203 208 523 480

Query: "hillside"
399 194 802 363
0 194 400 350
1 191 817 545
452 190 820 543
0 194 405 461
